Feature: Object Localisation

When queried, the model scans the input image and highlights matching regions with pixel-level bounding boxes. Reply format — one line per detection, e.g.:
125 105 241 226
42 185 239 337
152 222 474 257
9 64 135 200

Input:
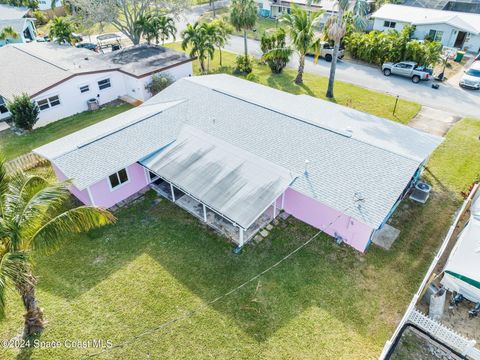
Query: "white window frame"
429 29 443 42
36 95 61 111
79 84 90 93
108 168 130 191
98 78 112 91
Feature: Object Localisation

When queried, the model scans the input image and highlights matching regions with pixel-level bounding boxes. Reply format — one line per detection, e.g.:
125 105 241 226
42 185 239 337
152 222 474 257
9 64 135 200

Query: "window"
98 78 111 90
383 21 396 28
0 98 8 114
109 168 129 189
428 29 443 41
396 63 413 69
80 85 90 93
36 95 60 111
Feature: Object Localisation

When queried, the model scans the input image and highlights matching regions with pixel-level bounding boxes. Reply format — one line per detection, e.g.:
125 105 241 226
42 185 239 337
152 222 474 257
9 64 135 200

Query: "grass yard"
1 117 479 359
166 43 421 124
199 10 284 40
0 103 133 161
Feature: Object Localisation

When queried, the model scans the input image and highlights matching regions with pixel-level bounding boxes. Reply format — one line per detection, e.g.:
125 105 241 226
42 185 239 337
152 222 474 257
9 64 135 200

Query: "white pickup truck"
308 42 345 62
382 61 431 83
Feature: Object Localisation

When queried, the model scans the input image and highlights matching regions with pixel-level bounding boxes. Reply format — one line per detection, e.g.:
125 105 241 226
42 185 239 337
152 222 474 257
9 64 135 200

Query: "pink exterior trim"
283 188 373 252
88 163 149 208
52 164 92 205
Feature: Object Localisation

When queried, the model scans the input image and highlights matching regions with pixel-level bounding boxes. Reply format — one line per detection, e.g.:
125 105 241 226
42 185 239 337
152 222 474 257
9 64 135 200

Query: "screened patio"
141 126 295 246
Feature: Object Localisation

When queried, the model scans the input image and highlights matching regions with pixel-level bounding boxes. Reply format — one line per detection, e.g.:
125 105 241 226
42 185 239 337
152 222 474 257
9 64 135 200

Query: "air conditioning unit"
87 98 99 111
409 181 432 204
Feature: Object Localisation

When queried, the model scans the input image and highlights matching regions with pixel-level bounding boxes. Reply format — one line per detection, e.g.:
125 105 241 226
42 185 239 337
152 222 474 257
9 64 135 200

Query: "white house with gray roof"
372 4 480 52
0 42 193 126
34 74 443 252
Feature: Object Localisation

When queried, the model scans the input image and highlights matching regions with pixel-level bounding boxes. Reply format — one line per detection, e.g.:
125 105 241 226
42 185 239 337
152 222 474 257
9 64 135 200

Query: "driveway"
224 36 480 118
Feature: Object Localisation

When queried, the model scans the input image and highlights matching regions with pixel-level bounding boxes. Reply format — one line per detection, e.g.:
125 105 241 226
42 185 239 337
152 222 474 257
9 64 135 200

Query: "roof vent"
84 57 89 61
304 159 310 174
345 127 353 136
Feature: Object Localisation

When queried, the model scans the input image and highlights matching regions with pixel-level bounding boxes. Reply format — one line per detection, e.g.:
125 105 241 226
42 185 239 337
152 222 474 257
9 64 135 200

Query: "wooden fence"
5 152 48 174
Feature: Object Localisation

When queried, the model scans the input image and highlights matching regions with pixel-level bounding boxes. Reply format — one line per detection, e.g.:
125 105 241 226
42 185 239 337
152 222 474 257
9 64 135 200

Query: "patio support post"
239 227 244 247
203 204 207 222
170 183 176 202
272 200 277 220
281 192 285 209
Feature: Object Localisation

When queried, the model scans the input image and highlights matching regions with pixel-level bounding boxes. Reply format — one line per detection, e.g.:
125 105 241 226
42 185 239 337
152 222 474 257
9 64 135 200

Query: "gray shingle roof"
34 74 443 229
0 4 29 20
0 42 116 100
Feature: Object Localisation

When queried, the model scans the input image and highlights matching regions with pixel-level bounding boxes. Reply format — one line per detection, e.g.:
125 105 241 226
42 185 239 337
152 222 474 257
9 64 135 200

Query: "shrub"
145 73 174 96
32 10 48 26
7 93 39 131
345 26 442 67
245 72 257 82
260 29 292 74
234 55 253 74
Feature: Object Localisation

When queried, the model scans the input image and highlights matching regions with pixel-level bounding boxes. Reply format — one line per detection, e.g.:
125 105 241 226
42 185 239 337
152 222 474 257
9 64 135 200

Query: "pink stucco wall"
88 163 148 208
52 164 92 205
283 188 373 252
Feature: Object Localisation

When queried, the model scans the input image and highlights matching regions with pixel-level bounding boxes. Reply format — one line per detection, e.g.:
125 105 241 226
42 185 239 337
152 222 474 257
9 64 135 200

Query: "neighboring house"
34 74 442 252
0 42 194 126
0 4 37 47
257 0 337 19
403 0 480 14
372 4 480 52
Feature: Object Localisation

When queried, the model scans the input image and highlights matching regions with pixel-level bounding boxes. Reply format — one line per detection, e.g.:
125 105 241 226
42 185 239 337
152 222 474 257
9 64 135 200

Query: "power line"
81 206 351 359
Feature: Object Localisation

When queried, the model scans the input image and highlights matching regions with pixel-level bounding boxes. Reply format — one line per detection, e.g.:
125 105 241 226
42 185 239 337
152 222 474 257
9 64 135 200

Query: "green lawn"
167 43 421 124
0 103 133 161
199 10 284 40
1 117 479 359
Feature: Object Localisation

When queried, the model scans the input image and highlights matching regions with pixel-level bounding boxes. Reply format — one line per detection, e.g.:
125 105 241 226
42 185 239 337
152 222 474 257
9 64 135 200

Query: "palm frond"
30 206 115 255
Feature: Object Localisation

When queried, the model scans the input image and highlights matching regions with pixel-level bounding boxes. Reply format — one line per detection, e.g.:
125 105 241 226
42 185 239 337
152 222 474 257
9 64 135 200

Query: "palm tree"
134 14 154 44
281 6 323 84
49 17 77 45
0 157 114 337
155 15 176 45
230 0 257 59
208 19 232 67
181 22 215 74
325 0 367 98
0 26 19 44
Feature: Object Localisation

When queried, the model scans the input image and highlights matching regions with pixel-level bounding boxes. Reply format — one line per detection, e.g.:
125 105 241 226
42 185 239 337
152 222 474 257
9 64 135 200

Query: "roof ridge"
12 44 70 72
192 79 431 163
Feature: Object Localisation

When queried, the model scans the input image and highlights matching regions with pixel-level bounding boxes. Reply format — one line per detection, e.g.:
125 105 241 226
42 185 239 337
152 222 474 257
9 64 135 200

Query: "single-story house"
0 4 37 47
257 0 337 19
402 0 480 15
34 74 442 252
371 4 480 52
0 42 193 126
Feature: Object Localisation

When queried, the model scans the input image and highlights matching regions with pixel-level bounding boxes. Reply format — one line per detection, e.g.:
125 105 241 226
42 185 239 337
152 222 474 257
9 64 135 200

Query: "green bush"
234 55 253 74
260 28 292 74
345 26 442 67
145 73 174 96
32 10 48 25
7 93 39 131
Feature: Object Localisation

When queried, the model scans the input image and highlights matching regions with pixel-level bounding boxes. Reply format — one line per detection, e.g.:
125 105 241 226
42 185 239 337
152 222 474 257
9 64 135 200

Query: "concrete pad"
409 106 461 137
260 229 269 237
372 224 401 250
266 224 273 231
0 121 10 133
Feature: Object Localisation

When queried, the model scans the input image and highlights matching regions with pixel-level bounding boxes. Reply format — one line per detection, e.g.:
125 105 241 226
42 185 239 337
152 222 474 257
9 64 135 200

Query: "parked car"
459 62 480 90
382 61 431 83
76 42 99 52
307 42 345 62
